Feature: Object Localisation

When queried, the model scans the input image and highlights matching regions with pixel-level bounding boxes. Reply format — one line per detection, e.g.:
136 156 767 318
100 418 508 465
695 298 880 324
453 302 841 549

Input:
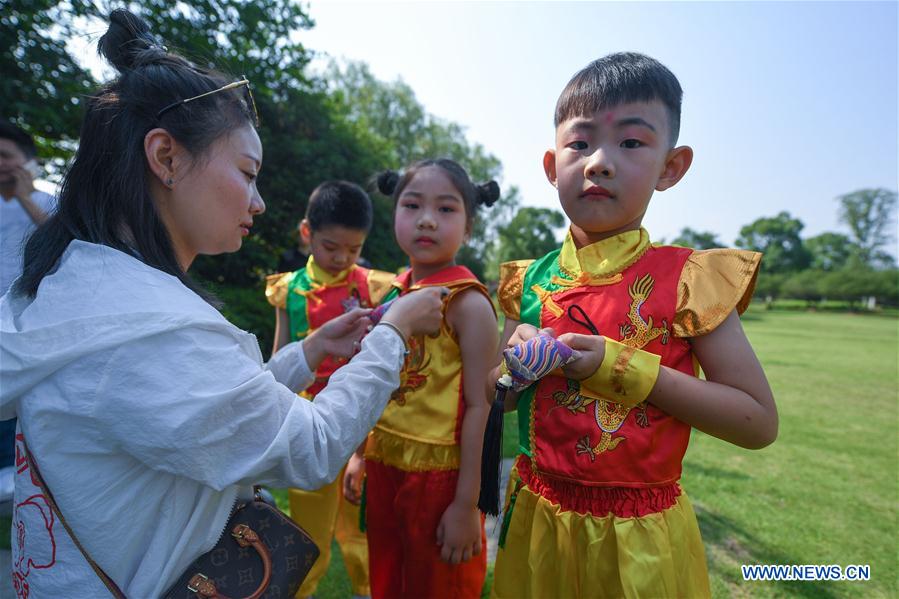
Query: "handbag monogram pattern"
164 499 320 599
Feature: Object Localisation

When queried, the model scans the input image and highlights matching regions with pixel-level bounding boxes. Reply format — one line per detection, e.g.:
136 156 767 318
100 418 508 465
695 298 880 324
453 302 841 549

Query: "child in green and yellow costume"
489 53 779 598
265 181 394 599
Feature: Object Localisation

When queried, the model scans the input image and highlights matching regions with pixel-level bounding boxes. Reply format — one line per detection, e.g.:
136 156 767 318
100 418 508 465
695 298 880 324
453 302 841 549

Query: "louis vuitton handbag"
26 442 319 599
162 495 319 599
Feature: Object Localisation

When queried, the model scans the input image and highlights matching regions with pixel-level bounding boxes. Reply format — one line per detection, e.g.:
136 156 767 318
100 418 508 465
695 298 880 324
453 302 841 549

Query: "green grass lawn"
305 308 898 598
685 307 898 598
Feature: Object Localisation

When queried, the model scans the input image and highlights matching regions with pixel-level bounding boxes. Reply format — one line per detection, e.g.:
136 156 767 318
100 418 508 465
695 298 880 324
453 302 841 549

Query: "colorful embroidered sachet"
368 298 395 325
500 333 577 391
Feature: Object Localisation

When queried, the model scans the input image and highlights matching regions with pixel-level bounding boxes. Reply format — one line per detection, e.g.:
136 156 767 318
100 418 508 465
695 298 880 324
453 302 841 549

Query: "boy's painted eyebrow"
566 117 656 133
615 117 656 132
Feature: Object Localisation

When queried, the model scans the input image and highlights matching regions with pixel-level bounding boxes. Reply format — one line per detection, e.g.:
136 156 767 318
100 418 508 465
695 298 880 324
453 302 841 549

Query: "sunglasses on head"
155 77 259 127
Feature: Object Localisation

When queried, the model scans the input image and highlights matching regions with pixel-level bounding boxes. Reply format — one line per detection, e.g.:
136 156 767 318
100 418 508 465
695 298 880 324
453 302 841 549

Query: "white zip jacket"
0 241 404 597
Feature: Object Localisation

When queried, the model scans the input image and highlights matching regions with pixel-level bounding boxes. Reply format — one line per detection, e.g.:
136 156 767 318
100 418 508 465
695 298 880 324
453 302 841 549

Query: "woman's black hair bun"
476 180 501 207
377 170 400 196
98 9 166 73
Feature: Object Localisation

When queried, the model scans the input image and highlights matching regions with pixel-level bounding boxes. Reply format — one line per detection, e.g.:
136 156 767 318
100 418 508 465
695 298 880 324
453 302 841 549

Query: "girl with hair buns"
0 9 445 597
344 159 500 598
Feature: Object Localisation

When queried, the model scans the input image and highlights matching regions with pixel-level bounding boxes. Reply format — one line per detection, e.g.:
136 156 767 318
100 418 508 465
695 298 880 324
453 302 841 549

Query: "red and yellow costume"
266 257 394 597
364 265 492 599
491 228 760 598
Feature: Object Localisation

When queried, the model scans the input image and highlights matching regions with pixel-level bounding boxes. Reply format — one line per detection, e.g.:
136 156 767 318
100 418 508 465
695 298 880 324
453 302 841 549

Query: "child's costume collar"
306 255 354 286
558 227 651 279
393 264 477 292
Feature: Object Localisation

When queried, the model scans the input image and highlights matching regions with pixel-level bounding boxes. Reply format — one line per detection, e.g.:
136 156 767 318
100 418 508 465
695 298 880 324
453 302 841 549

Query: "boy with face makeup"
489 53 778 598
265 180 394 599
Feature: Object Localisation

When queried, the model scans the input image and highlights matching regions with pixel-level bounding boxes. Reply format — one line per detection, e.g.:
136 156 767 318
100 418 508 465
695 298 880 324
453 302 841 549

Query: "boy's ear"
542 150 558 188
655 145 693 192
299 219 312 245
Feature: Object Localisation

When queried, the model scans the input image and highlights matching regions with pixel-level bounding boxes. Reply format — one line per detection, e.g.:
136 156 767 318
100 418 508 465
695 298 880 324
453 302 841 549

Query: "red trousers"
365 460 487 599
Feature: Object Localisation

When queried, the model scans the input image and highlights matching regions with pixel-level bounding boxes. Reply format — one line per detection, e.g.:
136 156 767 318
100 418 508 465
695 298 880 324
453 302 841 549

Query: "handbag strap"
23 440 127 599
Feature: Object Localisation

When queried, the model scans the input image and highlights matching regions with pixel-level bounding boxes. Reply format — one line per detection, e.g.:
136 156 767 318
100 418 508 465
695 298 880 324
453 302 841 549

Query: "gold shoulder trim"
498 260 533 321
366 269 397 304
264 272 293 309
673 249 762 337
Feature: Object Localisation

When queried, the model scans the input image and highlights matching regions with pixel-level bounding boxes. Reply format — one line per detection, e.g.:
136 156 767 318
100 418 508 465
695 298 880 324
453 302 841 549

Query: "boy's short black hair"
305 180 373 233
555 52 683 145
0 122 38 158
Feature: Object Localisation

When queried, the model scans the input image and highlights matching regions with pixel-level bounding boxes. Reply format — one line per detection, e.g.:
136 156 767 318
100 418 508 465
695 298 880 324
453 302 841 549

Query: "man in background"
1 122 54 296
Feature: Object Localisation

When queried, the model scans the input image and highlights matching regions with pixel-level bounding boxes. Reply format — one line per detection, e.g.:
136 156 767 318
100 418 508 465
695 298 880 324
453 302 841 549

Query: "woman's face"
160 125 264 268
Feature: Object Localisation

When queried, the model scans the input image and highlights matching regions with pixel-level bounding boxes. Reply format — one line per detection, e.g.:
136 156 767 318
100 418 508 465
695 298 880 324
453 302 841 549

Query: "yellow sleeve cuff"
579 338 661 409
497 260 533 321
264 272 293 309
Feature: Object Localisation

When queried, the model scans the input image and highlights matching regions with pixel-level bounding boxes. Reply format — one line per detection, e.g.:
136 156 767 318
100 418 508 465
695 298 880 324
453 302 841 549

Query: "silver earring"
166 178 174 186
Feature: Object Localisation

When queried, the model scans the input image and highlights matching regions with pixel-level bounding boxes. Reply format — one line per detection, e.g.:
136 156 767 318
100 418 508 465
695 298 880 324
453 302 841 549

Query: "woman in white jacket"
0 9 444 597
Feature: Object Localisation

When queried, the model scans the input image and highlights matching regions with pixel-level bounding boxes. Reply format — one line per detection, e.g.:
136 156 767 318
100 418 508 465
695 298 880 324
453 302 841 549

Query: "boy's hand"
506 324 554 348
436 500 482 564
342 453 365 505
557 333 606 381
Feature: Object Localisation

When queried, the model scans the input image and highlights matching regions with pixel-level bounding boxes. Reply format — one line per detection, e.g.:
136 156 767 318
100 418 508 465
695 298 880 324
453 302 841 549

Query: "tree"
3 1 99 166
735 212 811 273
495 207 566 265
325 59 521 279
671 228 723 249
804 232 856 271
780 270 823 305
837 188 897 268
18 4 520 285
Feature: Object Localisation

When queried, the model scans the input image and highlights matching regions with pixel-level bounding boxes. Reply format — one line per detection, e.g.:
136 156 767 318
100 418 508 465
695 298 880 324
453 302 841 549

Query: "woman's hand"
381 287 448 339
302 308 372 371
436 500 482 564
342 452 365 505
557 332 606 380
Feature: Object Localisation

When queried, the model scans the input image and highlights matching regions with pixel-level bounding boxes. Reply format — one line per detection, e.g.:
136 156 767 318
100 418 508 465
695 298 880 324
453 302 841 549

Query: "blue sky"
299 1 897 253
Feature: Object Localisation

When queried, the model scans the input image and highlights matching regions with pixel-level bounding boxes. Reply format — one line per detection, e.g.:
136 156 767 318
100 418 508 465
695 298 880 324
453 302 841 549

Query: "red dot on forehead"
604 111 615 124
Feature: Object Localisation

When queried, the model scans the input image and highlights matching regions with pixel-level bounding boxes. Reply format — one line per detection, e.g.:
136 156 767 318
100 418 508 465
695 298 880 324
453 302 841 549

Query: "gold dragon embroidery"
551 273 667 460
619 273 670 346
390 335 430 406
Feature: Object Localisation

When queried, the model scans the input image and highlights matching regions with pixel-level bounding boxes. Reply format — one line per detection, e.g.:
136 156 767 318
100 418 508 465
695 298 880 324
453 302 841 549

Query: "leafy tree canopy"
836 188 897 268
736 211 811 273
671 227 724 250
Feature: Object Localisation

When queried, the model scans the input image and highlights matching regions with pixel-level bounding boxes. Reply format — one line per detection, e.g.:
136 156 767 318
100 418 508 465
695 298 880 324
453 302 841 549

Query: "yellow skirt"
491 466 710 599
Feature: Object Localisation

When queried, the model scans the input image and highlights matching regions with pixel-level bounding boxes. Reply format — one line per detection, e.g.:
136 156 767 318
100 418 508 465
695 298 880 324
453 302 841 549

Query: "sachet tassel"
478 334 577 516
478 375 511 516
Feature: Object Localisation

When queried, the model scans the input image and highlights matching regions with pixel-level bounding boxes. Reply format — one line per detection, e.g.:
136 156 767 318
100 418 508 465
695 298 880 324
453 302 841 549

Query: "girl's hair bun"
476 180 501 207
377 170 400 196
98 9 166 73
